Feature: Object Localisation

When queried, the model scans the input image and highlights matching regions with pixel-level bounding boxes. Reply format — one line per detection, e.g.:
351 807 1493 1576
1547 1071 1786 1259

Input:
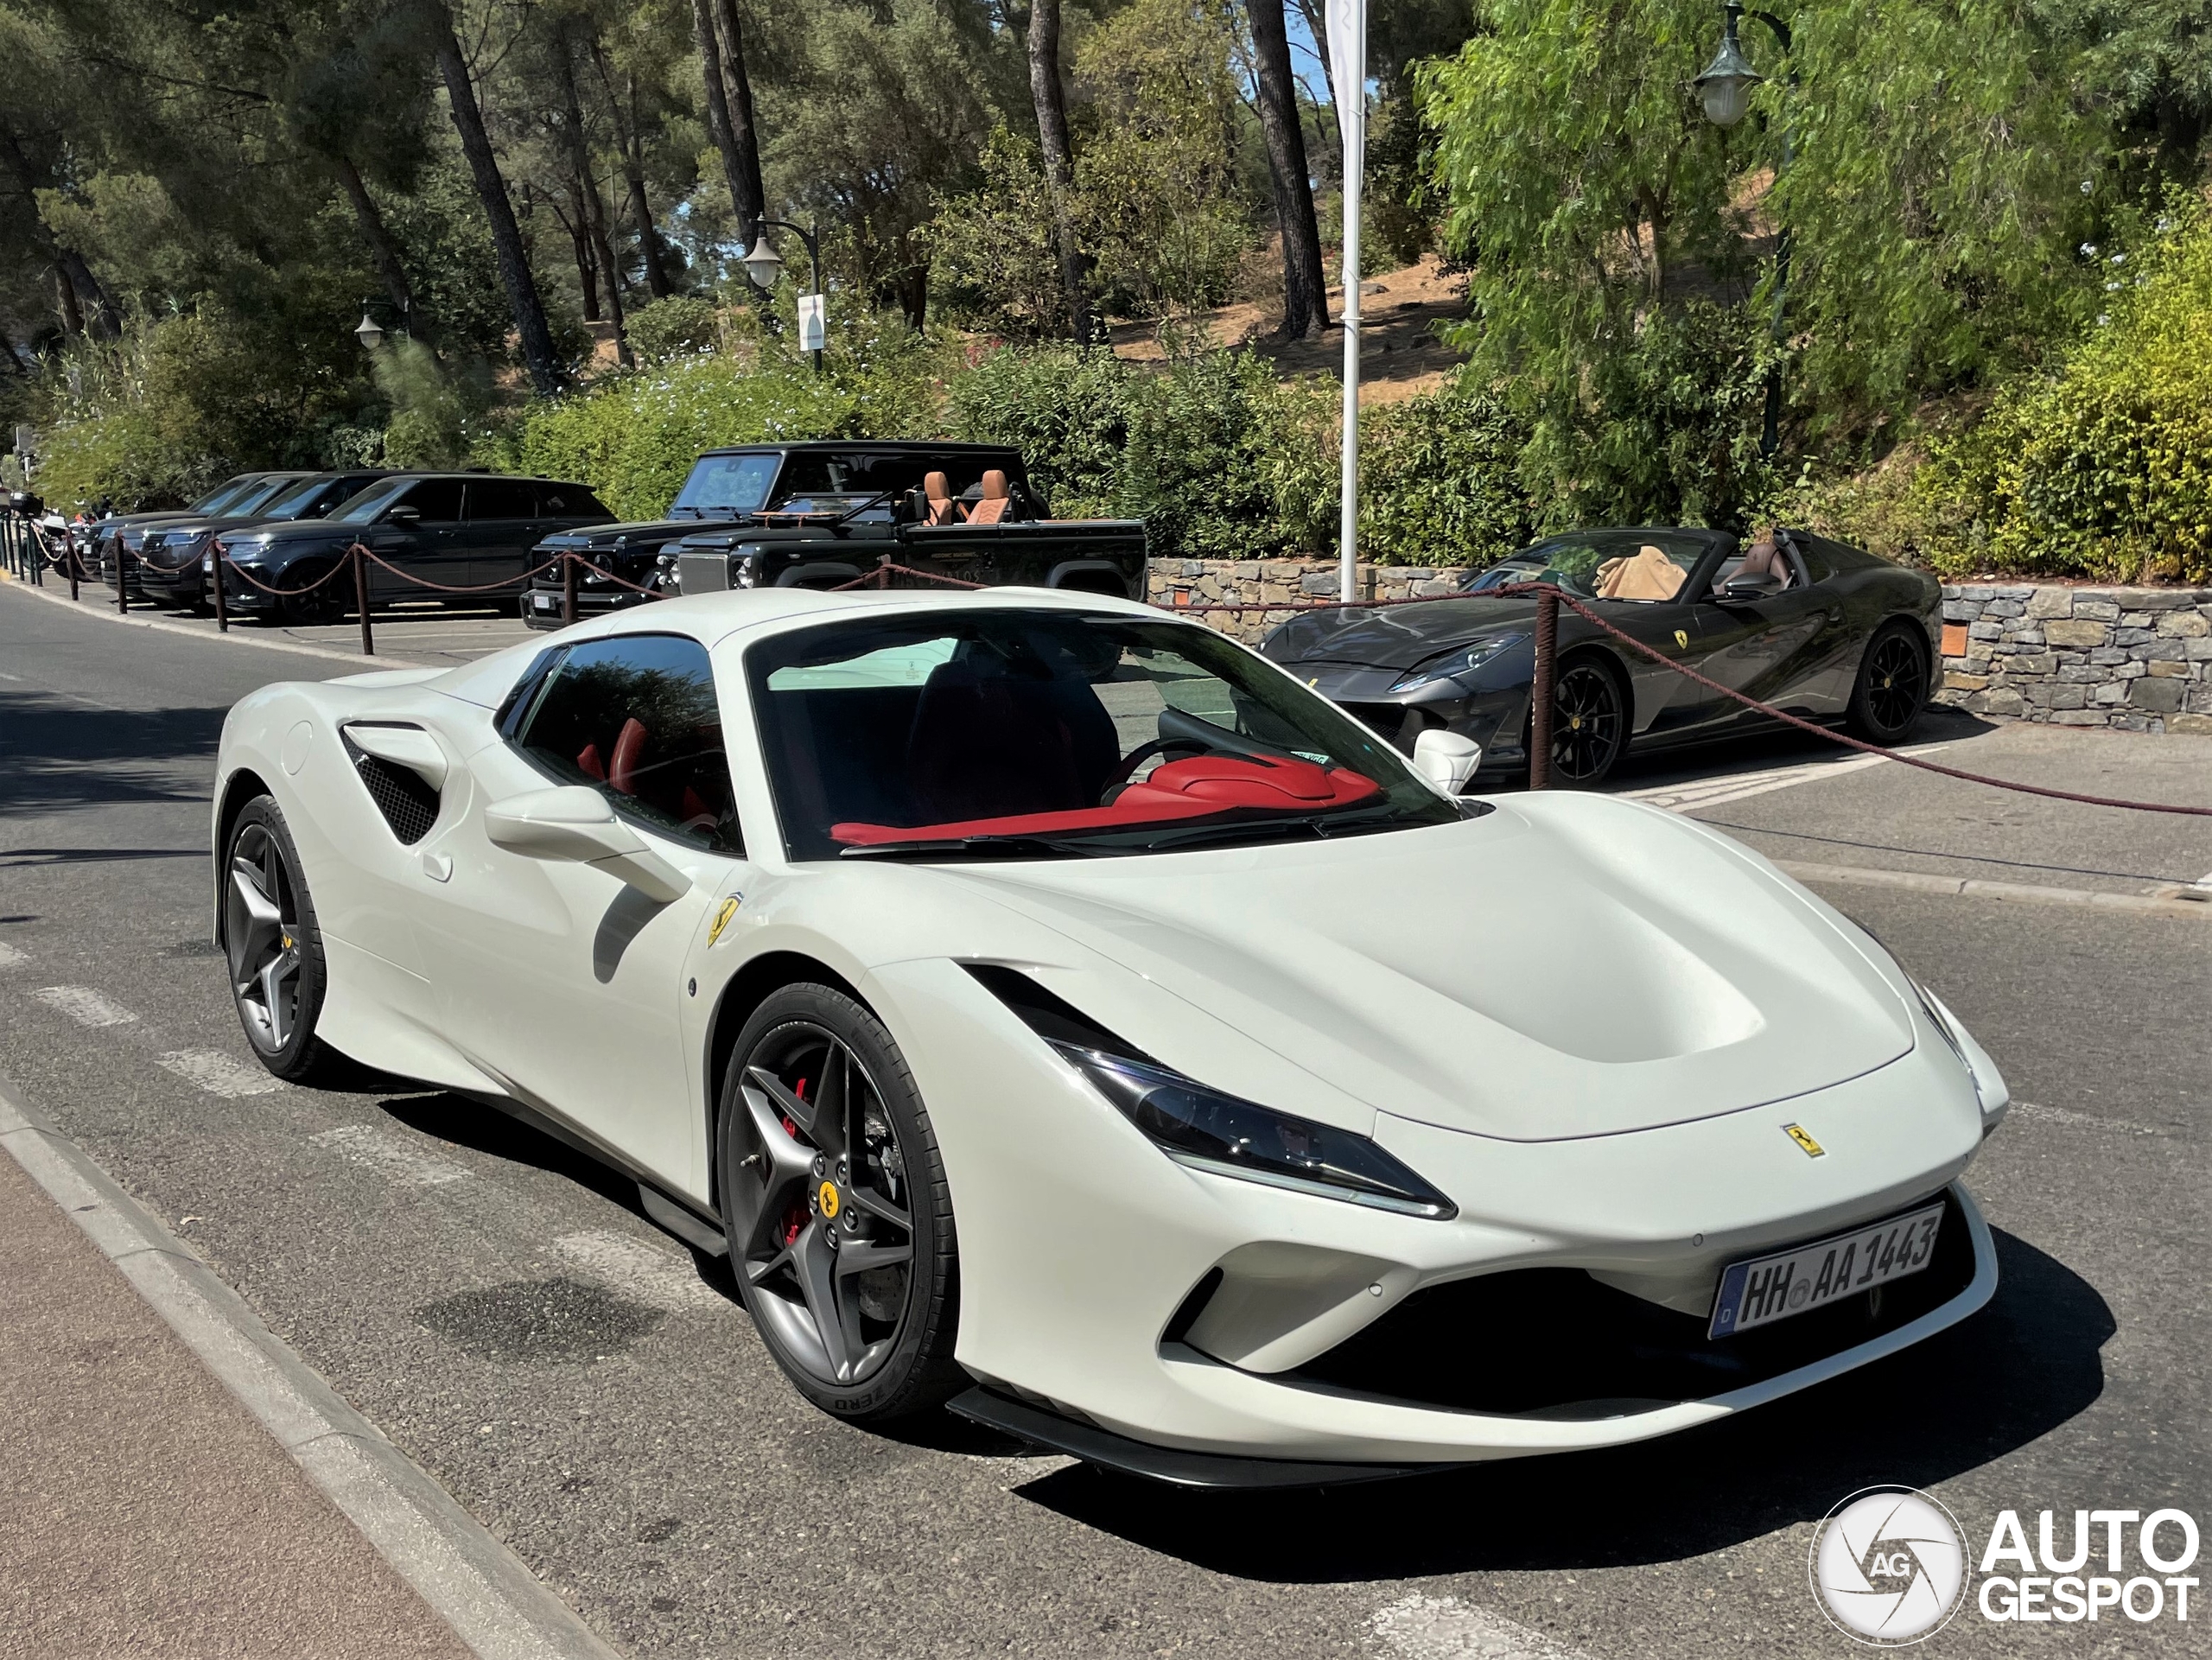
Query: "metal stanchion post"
1529 586 1559 791
212 544 229 633
66 531 79 602
563 552 579 626
353 544 374 657
116 538 129 614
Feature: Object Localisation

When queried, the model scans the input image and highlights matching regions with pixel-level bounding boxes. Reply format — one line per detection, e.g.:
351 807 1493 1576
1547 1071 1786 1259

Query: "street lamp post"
352 297 410 353
742 219 827 375
1696 0 1795 461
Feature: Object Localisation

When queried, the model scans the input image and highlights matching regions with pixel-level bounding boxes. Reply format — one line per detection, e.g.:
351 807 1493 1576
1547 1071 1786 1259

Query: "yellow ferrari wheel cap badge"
1783 1123 1826 1158
708 894 742 946
817 1180 841 1218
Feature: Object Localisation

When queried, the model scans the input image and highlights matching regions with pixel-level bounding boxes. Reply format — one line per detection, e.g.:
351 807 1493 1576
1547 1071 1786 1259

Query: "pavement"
0 1136 472 1660
1 577 2208 1659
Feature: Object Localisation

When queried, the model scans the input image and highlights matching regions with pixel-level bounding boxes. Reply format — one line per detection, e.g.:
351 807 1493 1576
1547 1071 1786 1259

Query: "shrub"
1916 203 2212 583
945 345 1135 516
1360 379 1534 564
626 297 723 364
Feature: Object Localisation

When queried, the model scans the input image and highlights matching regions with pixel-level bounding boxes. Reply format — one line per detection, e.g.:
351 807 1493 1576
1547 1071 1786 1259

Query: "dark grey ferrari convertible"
1261 526 1941 786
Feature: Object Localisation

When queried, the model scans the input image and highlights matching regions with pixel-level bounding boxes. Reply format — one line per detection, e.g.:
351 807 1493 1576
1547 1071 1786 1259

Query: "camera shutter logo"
1809 1486 1970 1644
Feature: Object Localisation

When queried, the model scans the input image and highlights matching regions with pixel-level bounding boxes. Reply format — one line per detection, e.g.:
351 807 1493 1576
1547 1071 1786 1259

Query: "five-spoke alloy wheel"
224 797 338 1082
718 984 961 1421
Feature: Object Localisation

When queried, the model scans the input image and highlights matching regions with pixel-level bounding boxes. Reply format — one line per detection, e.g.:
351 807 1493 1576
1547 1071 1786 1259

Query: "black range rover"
213 473 615 624
524 441 1147 630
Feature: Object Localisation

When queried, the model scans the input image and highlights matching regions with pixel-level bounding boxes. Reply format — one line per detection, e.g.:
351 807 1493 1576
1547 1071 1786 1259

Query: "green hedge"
1915 205 2212 584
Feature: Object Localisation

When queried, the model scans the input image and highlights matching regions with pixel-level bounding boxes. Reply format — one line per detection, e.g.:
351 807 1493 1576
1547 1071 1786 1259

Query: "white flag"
1323 0 1364 121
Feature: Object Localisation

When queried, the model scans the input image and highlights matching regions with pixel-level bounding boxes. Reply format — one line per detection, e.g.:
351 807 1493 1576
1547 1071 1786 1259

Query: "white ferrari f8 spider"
213 588 2007 1484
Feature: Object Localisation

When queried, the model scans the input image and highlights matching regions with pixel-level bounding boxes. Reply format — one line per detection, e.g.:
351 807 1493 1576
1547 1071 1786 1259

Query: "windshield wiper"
839 832 1105 861
1140 806 1411 852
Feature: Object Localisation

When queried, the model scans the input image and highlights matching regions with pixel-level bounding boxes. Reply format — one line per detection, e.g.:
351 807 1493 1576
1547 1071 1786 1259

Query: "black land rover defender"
524 441 1146 630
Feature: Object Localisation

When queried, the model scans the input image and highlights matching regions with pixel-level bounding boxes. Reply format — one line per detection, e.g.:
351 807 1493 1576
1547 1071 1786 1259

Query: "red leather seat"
608 718 649 797
575 743 607 781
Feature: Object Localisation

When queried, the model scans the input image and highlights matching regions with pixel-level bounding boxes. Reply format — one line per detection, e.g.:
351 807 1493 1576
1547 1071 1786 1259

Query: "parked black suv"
524 441 1144 630
213 473 615 624
134 469 399 608
92 471 300 584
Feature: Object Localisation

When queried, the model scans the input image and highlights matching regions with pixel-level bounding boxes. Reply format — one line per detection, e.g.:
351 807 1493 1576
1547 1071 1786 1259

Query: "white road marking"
1623 752 1888 811
156 1048 282 1098
2009 1100 2169 1138
309 1123 473 1186
1370 1594 1598 1659
31 985 137 1027
550 1229 723 1312
0 941 26 967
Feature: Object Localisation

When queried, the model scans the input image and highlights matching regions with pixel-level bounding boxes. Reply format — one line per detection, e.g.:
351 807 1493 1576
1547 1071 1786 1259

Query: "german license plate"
1708 1200 1944 1338
531 593 557 611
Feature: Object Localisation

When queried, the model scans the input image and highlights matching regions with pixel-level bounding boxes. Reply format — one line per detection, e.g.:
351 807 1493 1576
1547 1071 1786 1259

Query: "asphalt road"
3 582 2207 1659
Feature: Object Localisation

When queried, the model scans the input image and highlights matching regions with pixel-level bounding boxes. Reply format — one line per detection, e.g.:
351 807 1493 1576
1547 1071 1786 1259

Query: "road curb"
0 570 428 669
0 1077 626 1660
1776 858 2212 919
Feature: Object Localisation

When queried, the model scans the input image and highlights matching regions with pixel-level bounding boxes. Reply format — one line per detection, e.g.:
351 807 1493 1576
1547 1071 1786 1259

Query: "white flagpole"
1330 0 1365 607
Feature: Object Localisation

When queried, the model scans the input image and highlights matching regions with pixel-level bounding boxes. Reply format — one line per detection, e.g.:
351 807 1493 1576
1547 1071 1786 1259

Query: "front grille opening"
345 737 442 844
1291 1191 1975 1420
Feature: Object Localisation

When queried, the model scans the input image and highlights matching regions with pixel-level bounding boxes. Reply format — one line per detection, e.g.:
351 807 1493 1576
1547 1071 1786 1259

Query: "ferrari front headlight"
1052 1042 1457 1219
1388 633 1529 694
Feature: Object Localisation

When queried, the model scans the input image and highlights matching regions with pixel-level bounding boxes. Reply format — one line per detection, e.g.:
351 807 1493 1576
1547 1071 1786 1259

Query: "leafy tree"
1419 0 2102 525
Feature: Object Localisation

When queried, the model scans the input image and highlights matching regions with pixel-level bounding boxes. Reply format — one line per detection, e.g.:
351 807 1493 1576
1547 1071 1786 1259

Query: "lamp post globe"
353 310 385 351
742 233 786 291
1694 1 1763 127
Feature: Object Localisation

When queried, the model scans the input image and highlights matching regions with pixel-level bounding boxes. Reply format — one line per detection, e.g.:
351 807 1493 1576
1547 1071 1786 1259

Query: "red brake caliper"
779 1077 809 1243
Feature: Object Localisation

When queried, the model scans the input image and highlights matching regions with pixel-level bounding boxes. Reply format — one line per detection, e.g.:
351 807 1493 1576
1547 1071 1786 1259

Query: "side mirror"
386 506 421 527
1412 728 1482 797
483 785 691 902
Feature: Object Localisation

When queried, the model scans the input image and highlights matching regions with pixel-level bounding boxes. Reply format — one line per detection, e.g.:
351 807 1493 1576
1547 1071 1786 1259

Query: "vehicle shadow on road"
0 691 228 814
1013 1228 2108 1580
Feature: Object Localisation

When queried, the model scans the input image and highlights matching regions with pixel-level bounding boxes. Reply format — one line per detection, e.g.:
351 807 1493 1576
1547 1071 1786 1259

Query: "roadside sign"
797 294 826 353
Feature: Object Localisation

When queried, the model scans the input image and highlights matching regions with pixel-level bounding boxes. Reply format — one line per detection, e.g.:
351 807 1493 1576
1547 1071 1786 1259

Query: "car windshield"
330 476 414 525
258 476 345 520
671 454 780 519
224 476 303 516
748 608 1459 862
1465 531 1709 602
190 477 264 514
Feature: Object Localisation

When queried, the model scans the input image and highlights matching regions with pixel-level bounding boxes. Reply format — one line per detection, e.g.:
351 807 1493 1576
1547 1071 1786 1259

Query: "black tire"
276 561 351 626
1536 652 1630 787
716 983 962 1423
222 797 347 1085
1847 621 1931 745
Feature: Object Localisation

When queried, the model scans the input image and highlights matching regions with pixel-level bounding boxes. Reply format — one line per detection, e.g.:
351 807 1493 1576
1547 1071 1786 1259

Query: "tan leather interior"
921 471 957 526
964 469 1013 526
1595 544 1687 601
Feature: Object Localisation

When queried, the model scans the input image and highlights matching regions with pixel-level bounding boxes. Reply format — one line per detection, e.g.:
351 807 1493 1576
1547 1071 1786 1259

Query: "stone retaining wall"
1937 585 2212 735
1147 559 1478 643
1143 559 2212 735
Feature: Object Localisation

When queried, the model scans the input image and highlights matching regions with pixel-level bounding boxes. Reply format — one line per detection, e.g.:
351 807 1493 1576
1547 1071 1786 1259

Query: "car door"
363 477 467 601
460 476 543 594
1558 530 1716 740
408 632 752 1193
1688 535 1852 725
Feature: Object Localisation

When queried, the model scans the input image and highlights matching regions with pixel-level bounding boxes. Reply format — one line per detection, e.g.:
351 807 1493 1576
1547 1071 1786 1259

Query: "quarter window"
510 634 743 855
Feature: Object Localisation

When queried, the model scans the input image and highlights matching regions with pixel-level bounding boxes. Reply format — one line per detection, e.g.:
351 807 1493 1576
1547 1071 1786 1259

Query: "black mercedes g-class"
524 441 1146 630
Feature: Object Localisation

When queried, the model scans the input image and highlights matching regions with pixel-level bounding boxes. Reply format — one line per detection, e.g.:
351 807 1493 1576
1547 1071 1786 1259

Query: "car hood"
1264 595 1540 672
930 795 1915 1142
540 517 721 548
226 518 353 546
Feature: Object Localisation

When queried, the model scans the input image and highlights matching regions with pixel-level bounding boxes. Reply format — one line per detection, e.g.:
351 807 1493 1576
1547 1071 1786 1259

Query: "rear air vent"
343 736 441 844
